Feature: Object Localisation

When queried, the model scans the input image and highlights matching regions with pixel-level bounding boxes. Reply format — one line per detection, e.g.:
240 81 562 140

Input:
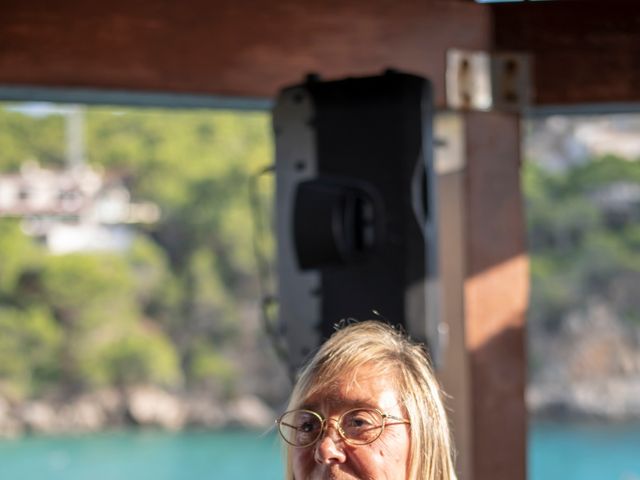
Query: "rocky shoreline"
526 301 640 424
4 380 640 438
0 386 277 439
528 378 640 423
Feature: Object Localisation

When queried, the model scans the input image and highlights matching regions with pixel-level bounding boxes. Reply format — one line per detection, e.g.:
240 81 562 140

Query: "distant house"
0 162 159 253
589 181 640 227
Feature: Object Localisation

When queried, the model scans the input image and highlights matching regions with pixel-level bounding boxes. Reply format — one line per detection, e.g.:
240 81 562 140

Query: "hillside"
524 115 640 421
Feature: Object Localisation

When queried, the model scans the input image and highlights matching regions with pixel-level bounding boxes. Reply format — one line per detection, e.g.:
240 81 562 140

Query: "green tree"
0 103 275 400
0 306 62 399
82 328 181 388
0 106 66 171
524 155 640 335
0 219 44 297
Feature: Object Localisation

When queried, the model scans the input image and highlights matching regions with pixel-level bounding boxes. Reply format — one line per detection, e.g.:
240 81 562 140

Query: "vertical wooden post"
437 112 472 480
464 111 529 480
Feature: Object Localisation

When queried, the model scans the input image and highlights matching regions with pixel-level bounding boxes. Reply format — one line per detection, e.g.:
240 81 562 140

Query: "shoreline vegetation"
0 106 290 441
523 116 640 429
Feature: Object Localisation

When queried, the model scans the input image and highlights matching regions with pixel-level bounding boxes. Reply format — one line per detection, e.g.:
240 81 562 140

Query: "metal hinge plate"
446 49 532 112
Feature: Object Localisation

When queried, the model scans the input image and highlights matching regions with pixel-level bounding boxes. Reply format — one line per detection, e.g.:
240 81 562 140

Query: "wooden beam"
493 1 640 106
0 0 489 107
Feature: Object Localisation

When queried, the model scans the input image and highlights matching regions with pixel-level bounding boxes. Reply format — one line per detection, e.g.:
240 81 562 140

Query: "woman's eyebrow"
300 397 379 412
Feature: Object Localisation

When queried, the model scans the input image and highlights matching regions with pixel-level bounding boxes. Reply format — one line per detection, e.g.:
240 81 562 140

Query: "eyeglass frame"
276 407 411 448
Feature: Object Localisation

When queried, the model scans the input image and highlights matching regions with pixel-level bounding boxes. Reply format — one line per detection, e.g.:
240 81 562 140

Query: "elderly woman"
276 320 457 479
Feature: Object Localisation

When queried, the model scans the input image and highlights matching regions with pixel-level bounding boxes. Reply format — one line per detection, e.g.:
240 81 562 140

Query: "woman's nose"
313 421 347 465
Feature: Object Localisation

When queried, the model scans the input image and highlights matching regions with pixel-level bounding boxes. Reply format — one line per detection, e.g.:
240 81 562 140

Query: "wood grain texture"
463 111 528 480
493 1 640 106
0 0 489 106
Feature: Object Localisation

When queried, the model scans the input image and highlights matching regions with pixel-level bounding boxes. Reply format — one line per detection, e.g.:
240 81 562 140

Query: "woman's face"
291 363 411 480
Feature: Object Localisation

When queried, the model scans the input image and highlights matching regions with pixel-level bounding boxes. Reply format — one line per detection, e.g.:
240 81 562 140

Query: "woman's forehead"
301 363 401 411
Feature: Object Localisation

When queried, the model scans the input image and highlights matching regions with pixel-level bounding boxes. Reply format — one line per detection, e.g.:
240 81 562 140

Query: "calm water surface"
1 422 639 479
0 429 284 480
530 422 640 480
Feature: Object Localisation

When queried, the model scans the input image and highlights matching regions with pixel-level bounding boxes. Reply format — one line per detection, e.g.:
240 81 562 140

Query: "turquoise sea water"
530 422 640 480
1 422 639 479
0 429 285 480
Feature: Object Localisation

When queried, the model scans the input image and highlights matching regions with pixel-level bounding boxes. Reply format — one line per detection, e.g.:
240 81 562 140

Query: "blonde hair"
283 320 457 480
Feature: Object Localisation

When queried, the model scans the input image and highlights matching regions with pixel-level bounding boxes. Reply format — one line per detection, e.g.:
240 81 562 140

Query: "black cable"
247 165 289 366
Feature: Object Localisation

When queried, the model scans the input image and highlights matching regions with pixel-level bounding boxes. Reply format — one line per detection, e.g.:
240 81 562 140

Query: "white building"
0 162 159 253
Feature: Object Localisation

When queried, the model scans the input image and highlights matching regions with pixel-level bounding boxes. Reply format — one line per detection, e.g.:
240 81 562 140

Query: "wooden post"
464 111 529 480
438 111 528 480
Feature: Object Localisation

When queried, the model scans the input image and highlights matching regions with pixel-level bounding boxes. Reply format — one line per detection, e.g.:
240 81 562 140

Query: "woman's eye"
348 416 371 428
299 421 317 433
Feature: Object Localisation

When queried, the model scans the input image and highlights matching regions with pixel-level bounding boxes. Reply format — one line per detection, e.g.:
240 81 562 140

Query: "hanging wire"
247 164 289 365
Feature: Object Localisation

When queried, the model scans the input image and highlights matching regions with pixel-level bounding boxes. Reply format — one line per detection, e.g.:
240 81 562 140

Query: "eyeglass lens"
278 408 385 447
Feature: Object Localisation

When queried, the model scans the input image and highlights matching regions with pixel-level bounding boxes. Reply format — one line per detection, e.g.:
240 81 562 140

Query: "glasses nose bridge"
317 416 344 442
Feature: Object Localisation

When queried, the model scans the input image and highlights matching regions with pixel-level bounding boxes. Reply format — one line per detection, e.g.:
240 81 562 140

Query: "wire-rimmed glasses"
276 407 410 448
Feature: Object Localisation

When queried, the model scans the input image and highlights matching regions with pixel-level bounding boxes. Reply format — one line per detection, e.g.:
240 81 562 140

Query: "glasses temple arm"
385 414 411 424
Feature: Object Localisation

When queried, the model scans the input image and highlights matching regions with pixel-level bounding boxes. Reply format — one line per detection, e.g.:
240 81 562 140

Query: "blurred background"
0 103 638 479
0 103 288 479
524 114 640 480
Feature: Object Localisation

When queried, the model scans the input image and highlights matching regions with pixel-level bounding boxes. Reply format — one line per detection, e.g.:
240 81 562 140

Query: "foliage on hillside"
524 154 640 362
0 105 274 401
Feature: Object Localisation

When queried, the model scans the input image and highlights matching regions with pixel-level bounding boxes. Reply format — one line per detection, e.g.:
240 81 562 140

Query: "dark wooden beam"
493 1 640 107
0 0 489 107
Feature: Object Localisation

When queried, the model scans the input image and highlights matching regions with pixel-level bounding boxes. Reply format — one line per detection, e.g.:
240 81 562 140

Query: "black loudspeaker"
273 70 441 373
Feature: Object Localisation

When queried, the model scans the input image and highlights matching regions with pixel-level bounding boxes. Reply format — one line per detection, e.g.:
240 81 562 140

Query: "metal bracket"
446 49 532 112
434 112 465 175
